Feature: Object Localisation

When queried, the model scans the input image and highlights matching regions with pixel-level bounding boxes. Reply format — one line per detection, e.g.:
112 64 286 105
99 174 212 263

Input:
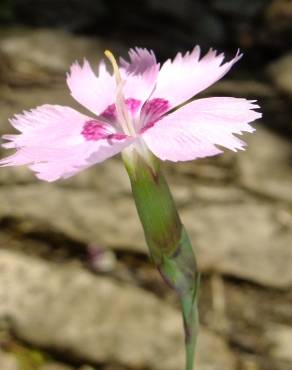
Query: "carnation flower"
0 47 261 181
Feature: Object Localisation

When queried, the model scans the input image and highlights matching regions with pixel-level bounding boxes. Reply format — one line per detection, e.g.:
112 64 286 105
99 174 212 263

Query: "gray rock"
41 363 74 370
268 53 292 97
0 182 145 252
238 126 292 203
0 28 105 78
266 324 292 362
0 350 20 370
0 250 236 370
0 165 36 184
183 201 292 288
1 161 292 289
0 162 195 251
189 184 247 204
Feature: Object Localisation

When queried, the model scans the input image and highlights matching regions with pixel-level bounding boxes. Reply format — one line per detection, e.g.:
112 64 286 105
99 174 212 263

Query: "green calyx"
123 148 181 264
159 227 198 297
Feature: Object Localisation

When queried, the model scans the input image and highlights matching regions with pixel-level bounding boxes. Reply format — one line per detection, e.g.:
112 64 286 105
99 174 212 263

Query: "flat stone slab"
0 250 236 370
183 202 292 288
238 126 292 203
268 52 292 97
0 179 292 288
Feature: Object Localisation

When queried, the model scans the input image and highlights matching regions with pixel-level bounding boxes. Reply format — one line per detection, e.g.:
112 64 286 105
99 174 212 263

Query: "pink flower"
0 47 261 182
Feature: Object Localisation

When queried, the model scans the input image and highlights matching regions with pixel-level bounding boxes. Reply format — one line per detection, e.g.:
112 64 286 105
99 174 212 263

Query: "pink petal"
122 67 159 105
152 47 242 108
120 47 157 74
120 48 160 107
0 105 133 181
142 97 261 162
66 59 116 116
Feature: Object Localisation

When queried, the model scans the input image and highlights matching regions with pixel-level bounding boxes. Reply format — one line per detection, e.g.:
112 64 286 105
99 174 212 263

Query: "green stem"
181 281 200 370
123 149 200 370
158 232 200 370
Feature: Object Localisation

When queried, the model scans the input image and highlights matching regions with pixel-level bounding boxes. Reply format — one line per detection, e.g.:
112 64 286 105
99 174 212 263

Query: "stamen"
104 50 122 85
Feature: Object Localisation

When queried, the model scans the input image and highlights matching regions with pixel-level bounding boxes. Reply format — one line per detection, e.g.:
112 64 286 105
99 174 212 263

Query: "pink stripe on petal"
82 120 128 141
152 47 242 108
100 103 117 122
140 98 170 130
142 97 261 162
126 98 141 115
82 120 113 140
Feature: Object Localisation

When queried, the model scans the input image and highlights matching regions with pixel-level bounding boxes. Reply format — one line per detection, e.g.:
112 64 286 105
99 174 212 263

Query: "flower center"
100 98 141 122
82 51 170 143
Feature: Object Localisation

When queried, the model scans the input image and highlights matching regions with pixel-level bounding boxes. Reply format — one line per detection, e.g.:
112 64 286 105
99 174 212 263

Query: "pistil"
104 50 136 137
104 50 122 85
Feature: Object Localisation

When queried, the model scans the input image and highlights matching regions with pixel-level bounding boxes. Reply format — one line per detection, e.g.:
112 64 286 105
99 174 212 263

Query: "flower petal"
142 97 261 161
120 48 160 106
120 47 157 75
0 105 133 181
66 59 115 116
152 47 242 107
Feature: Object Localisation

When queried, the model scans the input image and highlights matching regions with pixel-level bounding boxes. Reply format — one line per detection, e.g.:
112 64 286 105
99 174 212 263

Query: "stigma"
104 50 122 85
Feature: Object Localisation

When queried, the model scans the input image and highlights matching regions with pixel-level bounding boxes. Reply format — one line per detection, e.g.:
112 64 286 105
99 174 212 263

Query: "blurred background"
0 1 292 370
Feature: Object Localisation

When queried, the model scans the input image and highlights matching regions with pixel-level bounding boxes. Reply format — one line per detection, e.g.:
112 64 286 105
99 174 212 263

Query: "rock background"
1 0 291 59
0 1 292 370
